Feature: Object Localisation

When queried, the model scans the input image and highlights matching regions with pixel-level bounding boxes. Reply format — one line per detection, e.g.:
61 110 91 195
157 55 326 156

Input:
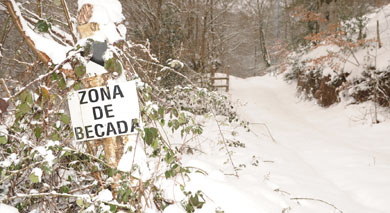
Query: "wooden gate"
210 66 230 92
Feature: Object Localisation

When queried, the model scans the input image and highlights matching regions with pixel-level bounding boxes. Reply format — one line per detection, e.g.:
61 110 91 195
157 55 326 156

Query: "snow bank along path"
227 75 390 212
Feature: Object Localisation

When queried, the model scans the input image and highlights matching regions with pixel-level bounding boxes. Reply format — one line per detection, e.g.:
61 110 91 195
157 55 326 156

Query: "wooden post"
377 20 382 48
211 67 216 86
226 66 230 92
76 4 126 196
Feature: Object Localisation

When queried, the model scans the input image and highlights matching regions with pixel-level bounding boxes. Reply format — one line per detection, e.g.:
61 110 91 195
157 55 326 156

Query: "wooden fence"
210 66 230 92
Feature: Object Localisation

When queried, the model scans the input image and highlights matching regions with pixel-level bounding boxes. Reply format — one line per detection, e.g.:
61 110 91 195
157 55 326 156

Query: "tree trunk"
200 0 210 73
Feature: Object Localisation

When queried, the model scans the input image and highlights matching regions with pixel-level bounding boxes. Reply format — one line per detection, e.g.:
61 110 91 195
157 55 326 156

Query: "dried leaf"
0 98 8 114
77 4 93 25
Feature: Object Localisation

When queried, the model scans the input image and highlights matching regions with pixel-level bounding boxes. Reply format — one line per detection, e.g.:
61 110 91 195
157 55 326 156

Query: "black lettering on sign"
95 124 104 137
76 120 138 141
117 121 128 134
101 87 111 101
89 89 99 103
104 104 115 118
78 85 125 105
92 106 104 120
79 91 87 104
85 125 94 139
113 85 124 99
106 122 117 136
74 127 84 140
131 119 139 132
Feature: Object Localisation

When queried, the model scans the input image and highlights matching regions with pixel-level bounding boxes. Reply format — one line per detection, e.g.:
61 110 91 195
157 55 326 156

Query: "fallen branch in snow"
212 111 239 178
291 197 343 213
249 122 277 143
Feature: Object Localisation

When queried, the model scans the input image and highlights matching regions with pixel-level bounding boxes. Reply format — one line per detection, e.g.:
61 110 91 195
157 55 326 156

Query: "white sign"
67 81 140 142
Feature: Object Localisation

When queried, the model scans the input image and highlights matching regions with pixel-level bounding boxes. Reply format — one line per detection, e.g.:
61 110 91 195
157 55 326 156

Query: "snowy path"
228 75 390 213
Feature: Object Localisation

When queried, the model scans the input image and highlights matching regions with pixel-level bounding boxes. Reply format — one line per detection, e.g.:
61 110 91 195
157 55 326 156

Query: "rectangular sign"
67 81 140 142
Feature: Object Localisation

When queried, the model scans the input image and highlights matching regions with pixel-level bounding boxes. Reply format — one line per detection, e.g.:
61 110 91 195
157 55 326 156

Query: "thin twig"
7 49 81 102
6 192 133 210
60 0 77 44
0 161 43 185
291 197 343 213
212 111 239 177
0 78 12 98
250 122 277 143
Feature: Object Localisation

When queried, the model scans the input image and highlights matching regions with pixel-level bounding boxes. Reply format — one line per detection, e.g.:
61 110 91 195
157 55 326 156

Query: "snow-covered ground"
167 75 390 213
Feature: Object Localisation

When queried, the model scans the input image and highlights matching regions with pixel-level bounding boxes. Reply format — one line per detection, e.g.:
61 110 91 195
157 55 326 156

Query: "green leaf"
34 127 41 139
60 185 70 193
62 151 71 158
158 106 165 118
104 58 113 70
36 20 51 33
144 127 158 146
151 139 158 150
51 132 59 141
61 114 70 125
58 76 66 90
0 136 7 145
172 108 178 118
19 91 29 102
73 82 81 90
29 173 40 183
41 87 50 103
108 167 114 177
75 65 86 78
179 113 186 124
164 170 172 178
18 102 30 114
190 194 199 206
104 58 122 75
110 205 117 212
52 72 58 80
76 198 84 207
165 151 174 164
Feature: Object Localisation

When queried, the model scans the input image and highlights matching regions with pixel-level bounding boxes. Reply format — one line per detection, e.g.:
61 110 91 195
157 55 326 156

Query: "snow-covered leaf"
29 173 40 183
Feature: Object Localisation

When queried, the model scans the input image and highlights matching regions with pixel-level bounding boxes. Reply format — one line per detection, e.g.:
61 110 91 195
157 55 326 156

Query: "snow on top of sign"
9 1 72 64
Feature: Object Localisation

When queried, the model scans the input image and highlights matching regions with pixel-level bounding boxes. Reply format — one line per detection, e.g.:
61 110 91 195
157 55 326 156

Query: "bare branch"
5 0 51 65
60 0 77 44
291 197 343 213
7 49 81 102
